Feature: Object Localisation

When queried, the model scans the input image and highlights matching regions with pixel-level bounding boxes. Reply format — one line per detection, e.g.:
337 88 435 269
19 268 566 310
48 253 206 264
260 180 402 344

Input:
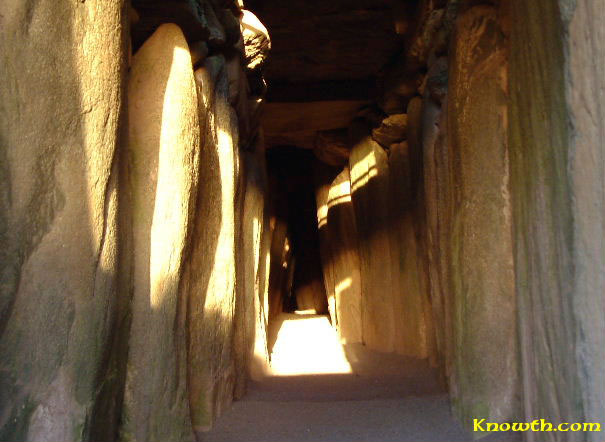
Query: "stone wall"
1 0 603 441
396 0 605 439
0 0 272 440
0 1 128 441
509 0 605 440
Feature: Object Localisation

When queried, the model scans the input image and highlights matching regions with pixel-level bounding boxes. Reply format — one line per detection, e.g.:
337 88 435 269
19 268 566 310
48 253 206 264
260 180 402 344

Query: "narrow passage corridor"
205 313 519 442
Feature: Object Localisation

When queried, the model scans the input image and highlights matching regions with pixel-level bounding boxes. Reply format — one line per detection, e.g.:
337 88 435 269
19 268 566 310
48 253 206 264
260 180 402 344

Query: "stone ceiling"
248 0 418 100
248 0 419 149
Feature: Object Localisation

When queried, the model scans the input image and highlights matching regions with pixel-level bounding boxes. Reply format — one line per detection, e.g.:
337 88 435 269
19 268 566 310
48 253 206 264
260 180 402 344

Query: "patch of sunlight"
350 149 378 194
335 277 352 297
270 314 352 376
328 180 352 208
150 45 195 309
294 309 317 315
317 202 328 229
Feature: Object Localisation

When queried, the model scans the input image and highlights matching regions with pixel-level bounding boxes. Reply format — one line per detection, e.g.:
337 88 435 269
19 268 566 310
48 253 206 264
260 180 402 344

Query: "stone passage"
1 0 603 442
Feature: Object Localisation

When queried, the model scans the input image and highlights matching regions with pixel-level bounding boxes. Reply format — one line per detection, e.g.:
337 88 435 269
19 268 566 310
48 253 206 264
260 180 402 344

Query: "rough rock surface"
313 130 351 167
388 142 430 358
233 146 270 396
262 101 368 139
447 6 518 428
407 5 445 68
184 54 240 433
371 114 408 148
242 136 272 381
241 9 271 71
509 0 605 440
426 57 448 104
422 92 454 380
124 24 200 442
0 1 126 440
326 168 363 344
267 218 290 319
314 164 338 323
348 122 395 353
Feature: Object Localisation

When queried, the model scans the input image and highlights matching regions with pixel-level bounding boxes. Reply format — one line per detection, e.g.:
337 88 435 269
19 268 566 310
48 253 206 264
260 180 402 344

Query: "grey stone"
0 1 126 440
446 6 519 429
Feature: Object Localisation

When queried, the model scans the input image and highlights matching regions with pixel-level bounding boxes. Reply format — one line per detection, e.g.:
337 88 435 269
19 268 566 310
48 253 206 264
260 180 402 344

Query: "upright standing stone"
327 167 363 343
349 121 396 353
313 162 340 324
124 23 199 442
247 133 272 381
422 93 453 378
388 141 430 358
0 1 126 441
509 0 605 440
448 6 518 428
183 53 240 433
233 141 271 393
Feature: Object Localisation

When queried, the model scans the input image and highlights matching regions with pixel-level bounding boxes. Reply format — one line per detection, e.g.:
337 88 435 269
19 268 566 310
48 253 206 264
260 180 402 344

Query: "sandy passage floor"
203 314 519 442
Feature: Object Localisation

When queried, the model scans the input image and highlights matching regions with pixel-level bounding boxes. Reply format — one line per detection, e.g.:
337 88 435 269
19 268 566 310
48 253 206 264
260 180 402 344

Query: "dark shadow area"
266 147 328 316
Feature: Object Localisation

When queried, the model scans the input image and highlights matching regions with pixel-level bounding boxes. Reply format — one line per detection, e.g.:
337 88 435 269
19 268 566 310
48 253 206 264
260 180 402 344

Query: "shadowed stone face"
446 5 518 429
0 1 126 441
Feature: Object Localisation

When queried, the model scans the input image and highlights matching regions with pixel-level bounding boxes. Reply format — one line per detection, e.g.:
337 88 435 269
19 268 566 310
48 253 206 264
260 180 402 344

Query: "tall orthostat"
509 0 605 440
0 1 127 441
123 23 200 442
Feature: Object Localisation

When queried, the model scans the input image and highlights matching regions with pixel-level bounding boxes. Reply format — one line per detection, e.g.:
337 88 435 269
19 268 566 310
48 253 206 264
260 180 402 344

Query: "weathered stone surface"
244 133 272 381
313 162 340 323
371 114 408 148
567 2 605 438
184 53 240 433
226 54 252 146
124 24 199 442
241 9 271 71
203 0 228 49
262 101 367 136
407 6 445 68
406 96 424 192
379 68 420 115
313 129 351 167
447 6 518 428
267 218 290 320
422 93 453 380
348 121 395 353
218 8 243 48
0 1 126 440
326 168 363 344
509 0 605 440
233 143 270 396
388 142 431 358
405 95 437 365
190 40 209 68
426 57 448 104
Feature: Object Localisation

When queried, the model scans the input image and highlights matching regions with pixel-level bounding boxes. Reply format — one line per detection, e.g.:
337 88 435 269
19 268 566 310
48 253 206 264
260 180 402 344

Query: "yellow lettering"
540 419 553 431
584 423 601 432
473 419 486 432
486 423 499 432
512 422 530 431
